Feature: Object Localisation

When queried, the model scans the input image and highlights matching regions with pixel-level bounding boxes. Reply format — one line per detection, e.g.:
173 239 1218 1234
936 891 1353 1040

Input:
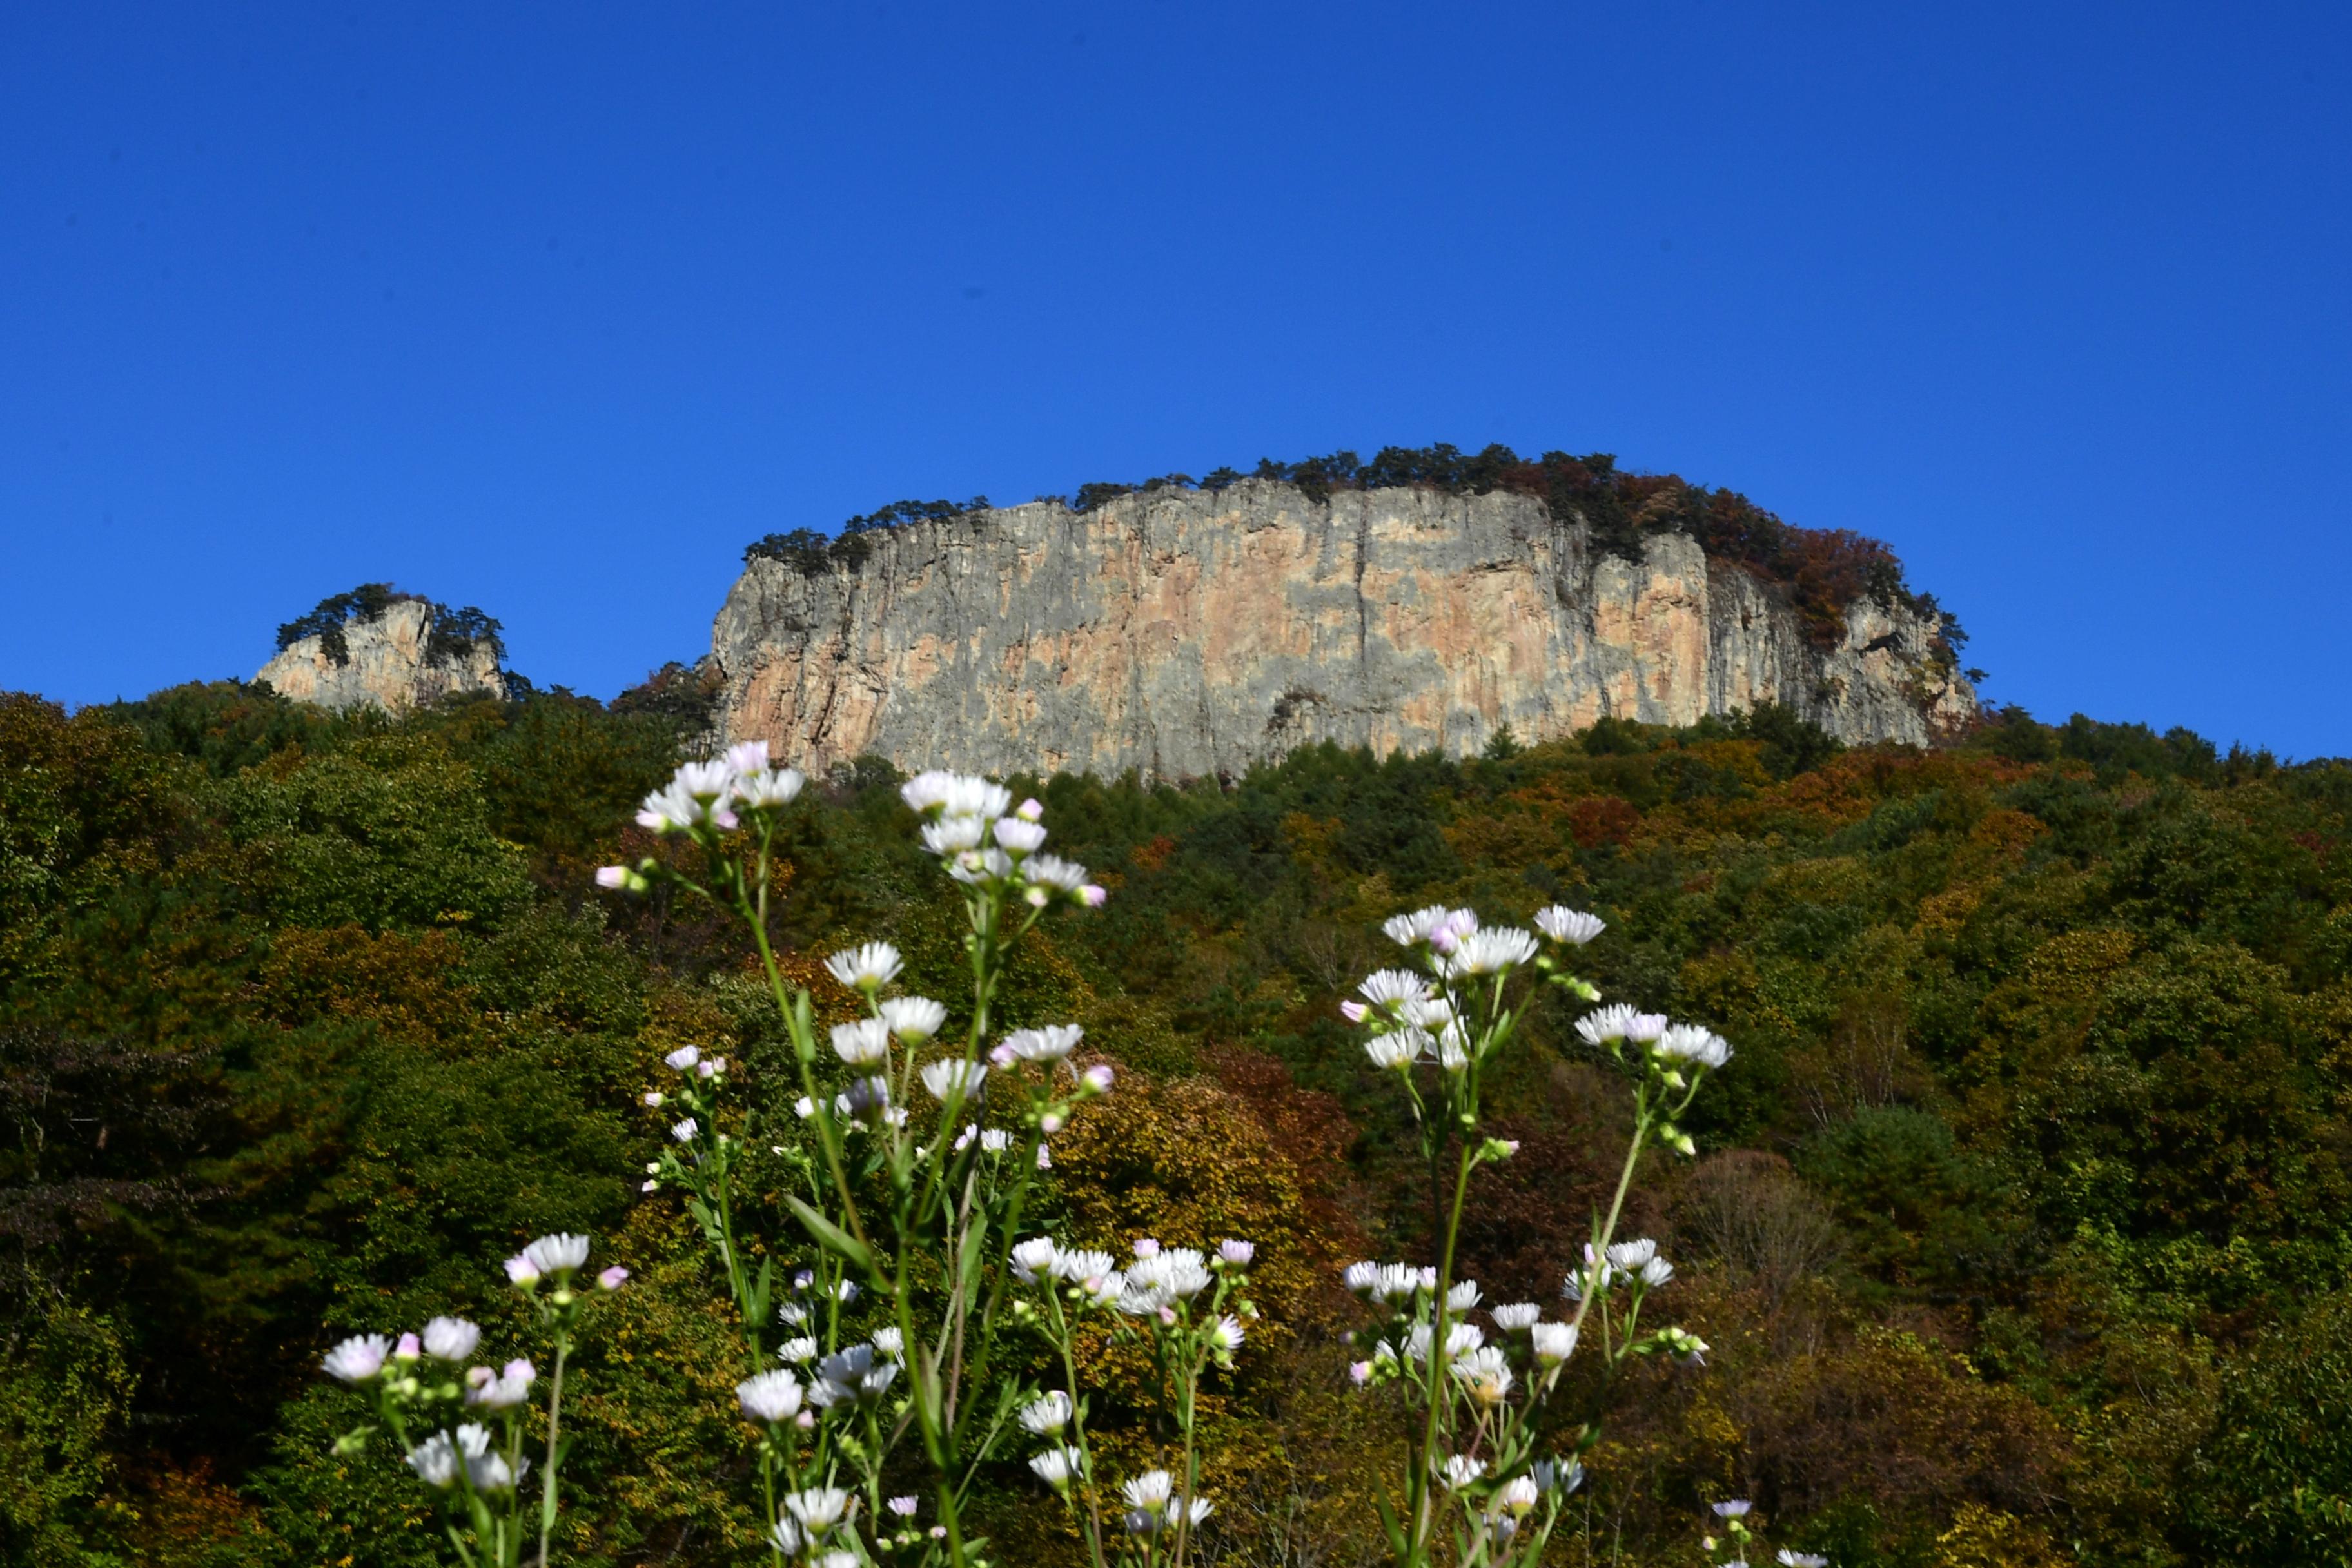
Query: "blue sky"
4 3 2347 755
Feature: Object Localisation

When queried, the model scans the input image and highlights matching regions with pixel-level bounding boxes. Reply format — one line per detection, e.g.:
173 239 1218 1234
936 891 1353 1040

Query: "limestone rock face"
257 600 504 714
709 482 1975 779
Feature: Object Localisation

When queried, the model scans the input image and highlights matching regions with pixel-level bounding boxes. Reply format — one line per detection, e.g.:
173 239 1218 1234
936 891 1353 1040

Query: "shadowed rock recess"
711 480 1976 779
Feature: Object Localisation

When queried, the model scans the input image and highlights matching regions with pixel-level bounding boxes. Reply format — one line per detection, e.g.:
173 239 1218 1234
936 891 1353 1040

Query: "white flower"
524 1234 590 1275
1638 1256 1676 1288
406 1431 460 1487
1576 1004 1668 1046
871 1326 904 1357
786 1486 854 1531
1451 1346 1514 1404
1030 1446 1083 1488
1533 1456 1584 1493
921 1059 987 1102
921 814 987 854
1534 906 1605 945
467 1359 535 1409
1000 1023 1084 1062
1777 1554 1828 1568
1529 1322 1580 1365
1012 1237 1061 1283
1443 1454 1486 1490
1357 969 1433 1008
1606 1238 1658 1271
879 996 947 1043
826 942 903 991
1219 1239 1255 1267
636 771 736 833
1434 1023 1471 1072
1125 1248 1211 1302
725 740 770 774
946 847 1014 885
778 1336 818 1363
1406 1321 1485 1361
670 1117 698 1143
994 817 1047 854
901 771 1013 819
1343 1261 1382 1294
769 1520 804 1555
457 1422 520 1491
1122 1471 1175 1514
1442 926 1539 976
1712 1500 1752 1519
738 1370 804 1422
664 1045 701 1070
1208 1314 1247 1353
1364 1033 1420 1071
1382 905 1467 946
322 1333 391 1383
422 1317 480 1362
1655 1023 1734 1069
1019 1390 1073 1434
1489 1302 1542 1331
888 1495 919 1518
1446 1279 1482 1311
1022 853 1091 892
734 767 806 809
831 1019 892 1066
981 1128 1012 1152
814 1344 897 1404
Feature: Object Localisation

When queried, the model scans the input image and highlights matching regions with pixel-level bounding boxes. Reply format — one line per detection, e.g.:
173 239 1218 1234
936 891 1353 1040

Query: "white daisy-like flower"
524 1235 590 1277
1655 1023 1734 1069
1406 1321 1486 1361
636 778 730 834
1489 1302 1542 1332
1496 1474 1542 1516
1638 1256 1676 1288
734 767 807 809
778 1336 817 1363
1382 905 1461 946
831 1019 892 1066
406 1431 460 1487
322 1333 392 1383
1030 1446 1083 1487
1208 1314 1246 1352
1606 1238 1658 1271
994 818 1047 854
980 1128 1012 1152
946 847 1014 886
1446 1279 1482 1311
1442 1454 1486 1490
460 1423 520 1491
724 740 770 774
1130 1248 1212 1299
1342 1261 1382 1294
1019 1390 1072 1434
1450 1346 1514 1404
737 1370 804 1422
786 1486 854 1532
1011 1237 1061 1283
663 1045 701 1070
1001 1024 1084 1063
1777 1553 1828 1567
1122 1471 1175 1514
1574 1004 1644 1046
921 815 987 855
1219 1239 1255 1266
870 1327 904 1357
670 1117 698 1143
825 943 903 992
1364 1034 1420 1071
920 1059 987 1102
1022 853 1091 892
879 996 947 1043
1712 1499 1752 1519
769 1520 805 1554
422 1317 480 1361
1050 1247 1117 1286
1529 1321 1580 1364
1442 926 1539 976
1357 969 1433 1008
901 771 1012 819
1534 906 1606 945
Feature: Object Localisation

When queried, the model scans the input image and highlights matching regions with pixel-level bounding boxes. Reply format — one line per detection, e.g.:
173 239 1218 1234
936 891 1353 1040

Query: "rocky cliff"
710 481 1975 779
257 599 505 714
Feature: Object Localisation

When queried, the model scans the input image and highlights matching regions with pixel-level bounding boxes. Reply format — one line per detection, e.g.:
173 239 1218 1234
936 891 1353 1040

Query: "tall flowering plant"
317 1233 628 1568
605 749 1246 1567
1336 905 1730 1568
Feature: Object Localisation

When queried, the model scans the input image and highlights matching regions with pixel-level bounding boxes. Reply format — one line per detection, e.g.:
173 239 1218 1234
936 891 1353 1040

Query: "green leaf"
783 1193 872 1272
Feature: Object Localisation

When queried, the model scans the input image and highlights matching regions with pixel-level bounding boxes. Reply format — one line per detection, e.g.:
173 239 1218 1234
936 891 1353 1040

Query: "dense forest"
2 678 2347 1566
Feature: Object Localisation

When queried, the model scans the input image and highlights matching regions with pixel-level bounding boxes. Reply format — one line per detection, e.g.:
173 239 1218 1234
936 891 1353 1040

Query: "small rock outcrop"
708 480 1975 779
257 596 505 714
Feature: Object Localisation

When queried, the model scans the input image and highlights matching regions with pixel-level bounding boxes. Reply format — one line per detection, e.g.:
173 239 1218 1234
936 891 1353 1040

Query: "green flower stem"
535 1320 571 1568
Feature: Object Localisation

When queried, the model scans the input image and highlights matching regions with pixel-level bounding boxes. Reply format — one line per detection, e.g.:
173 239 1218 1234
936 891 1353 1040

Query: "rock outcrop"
709 480 1977 779
257 600 505 714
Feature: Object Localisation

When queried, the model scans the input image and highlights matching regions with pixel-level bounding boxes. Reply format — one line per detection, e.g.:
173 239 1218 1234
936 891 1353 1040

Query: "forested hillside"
3 680 2347 1566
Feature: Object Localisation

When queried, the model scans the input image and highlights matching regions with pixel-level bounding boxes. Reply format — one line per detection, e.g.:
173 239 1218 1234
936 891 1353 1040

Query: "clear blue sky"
5 3 2347 755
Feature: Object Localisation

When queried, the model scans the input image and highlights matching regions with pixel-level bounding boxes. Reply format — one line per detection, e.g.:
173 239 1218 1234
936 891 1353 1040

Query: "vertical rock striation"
256 600 505 714
710 481 1975 778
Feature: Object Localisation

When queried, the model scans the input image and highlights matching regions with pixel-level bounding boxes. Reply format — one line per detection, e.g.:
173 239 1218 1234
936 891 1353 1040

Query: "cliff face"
257 600 505 714
710 482 1975 779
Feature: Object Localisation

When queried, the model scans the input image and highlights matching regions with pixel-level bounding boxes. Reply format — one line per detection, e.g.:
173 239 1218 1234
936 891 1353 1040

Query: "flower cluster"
900 771 1105 908
322 1233 619 1565
1570 1004 1735 1158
